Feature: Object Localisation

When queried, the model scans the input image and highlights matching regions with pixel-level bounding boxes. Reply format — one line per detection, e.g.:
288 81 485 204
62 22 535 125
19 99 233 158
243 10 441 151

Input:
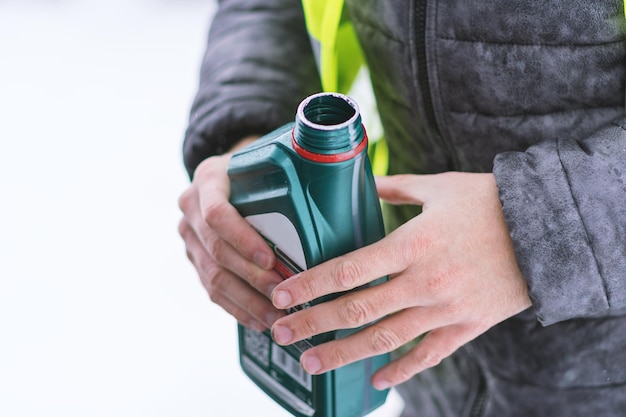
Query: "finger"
375 175 425 205
190 218 283 297
213 268 286 329
271 277 424 345
195 162 275 270
293 304 452 374
180 215 253 286
213 291 268 333
371 324 480 390
375 174 437 206
181 218 285 328
199 194 275 270
271 237 406 309
180 177 282 294
182 224 265 330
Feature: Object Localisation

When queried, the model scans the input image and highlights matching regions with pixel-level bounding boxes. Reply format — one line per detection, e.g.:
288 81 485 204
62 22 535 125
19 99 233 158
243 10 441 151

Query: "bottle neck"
292 93 367 163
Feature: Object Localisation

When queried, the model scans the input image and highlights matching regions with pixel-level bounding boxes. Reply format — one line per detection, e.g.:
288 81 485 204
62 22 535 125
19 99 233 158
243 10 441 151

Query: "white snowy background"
0 1 404 416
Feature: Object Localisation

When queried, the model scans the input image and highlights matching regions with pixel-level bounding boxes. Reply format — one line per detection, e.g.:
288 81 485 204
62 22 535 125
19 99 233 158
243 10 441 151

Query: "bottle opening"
292 93 366 162
302 95 357 127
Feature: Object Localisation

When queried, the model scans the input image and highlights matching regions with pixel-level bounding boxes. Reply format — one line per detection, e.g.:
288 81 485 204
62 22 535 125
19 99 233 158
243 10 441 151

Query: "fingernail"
273 290 292 309
254 251 273 270
272 324 293 345
373 378 391 391
302 354 322 374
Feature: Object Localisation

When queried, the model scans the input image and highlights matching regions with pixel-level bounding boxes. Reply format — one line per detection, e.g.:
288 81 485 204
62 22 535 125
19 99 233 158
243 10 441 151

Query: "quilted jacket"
183 1 626 415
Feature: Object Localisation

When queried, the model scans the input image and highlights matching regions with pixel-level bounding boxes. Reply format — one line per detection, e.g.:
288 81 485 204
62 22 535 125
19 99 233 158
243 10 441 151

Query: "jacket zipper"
414 0 459 169
468 373 487 417
462 344 488 417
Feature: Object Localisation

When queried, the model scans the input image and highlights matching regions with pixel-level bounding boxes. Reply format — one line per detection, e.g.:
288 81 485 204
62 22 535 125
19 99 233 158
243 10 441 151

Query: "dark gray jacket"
183 1 626 415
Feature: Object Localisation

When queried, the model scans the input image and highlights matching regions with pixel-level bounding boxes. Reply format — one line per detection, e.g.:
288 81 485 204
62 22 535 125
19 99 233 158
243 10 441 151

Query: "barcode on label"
271 345 312 391
244 327 270 367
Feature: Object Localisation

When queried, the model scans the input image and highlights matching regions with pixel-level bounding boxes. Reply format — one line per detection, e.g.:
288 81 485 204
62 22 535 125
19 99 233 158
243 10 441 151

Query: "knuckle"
230 227 259 258
300 314 319 337
297 276 321 302
200 262 225 297
445 298 468 319
202 199 229 227
425 268 456 296
332 257 362 290
339 297 372 327
329 346 351 367
230 231 248 253
395 363 415 383
368 327 401 353
184 248 194 263
241 268 263 289
402 233 433 264
413 348 443 370
177 189 193 212
207 236 228 263
206 285 223 304
178 218 190 238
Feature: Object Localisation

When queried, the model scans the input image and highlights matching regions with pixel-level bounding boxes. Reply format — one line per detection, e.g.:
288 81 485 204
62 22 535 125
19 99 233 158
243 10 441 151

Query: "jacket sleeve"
183 0 322 178
493 118 626 325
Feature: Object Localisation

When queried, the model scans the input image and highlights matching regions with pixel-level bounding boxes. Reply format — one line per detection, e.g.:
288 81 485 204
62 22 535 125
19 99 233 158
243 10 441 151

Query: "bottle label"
240 213 316 416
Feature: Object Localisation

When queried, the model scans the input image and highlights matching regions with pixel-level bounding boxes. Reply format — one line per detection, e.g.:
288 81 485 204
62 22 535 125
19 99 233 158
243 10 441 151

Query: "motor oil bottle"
227 92 389 417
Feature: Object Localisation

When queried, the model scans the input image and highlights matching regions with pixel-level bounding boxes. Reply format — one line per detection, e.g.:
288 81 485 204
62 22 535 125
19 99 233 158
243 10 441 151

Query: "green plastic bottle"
227 92 389 417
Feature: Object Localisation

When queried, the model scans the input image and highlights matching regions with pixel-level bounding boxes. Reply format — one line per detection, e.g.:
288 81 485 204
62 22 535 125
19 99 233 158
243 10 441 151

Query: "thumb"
375 174 431 206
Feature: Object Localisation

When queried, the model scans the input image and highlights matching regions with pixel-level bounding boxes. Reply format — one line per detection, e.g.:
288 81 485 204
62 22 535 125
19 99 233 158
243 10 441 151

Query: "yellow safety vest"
301 0 389 176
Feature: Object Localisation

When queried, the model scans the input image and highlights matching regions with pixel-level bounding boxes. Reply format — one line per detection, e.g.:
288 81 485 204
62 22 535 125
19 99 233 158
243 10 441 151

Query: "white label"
245 212 306 270
244 212 314 395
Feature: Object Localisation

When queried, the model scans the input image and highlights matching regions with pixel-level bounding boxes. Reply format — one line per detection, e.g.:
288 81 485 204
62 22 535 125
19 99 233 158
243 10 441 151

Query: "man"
178 1 626 415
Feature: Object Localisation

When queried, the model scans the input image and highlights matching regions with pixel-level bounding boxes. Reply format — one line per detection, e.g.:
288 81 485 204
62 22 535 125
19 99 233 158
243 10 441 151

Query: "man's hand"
178 138 286 331
269 172 531 389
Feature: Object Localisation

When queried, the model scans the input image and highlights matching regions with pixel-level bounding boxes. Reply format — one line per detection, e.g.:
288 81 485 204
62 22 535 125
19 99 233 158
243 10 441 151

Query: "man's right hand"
178 140 286 331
